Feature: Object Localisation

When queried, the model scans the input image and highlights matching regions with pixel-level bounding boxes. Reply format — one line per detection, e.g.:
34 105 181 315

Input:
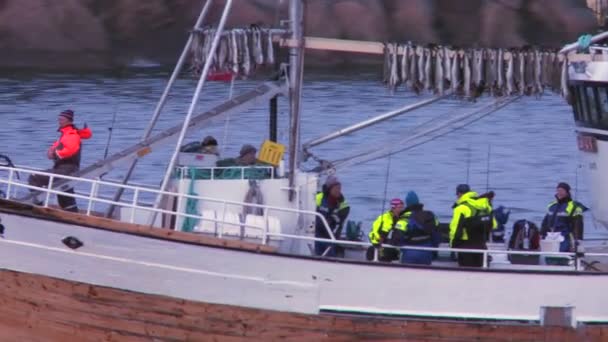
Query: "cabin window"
570 86 581 121
577 86 591 123
596 86 608 128
586 86 602 124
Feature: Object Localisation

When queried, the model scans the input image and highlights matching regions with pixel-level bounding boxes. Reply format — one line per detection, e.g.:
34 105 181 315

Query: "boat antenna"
466 144 471 185
485 144 491 192
380 153 392 214
574 163 580 199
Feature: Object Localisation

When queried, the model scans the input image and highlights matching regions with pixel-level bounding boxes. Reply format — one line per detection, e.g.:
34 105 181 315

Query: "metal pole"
149 0 233 225
288 0 304 201
270 96 278 142
559 30 608 54
303 93 450 149
105 0 213 218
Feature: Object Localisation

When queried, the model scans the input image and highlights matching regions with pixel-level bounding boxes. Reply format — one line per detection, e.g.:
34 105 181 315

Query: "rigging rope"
379 153 392 214
321 96 522 173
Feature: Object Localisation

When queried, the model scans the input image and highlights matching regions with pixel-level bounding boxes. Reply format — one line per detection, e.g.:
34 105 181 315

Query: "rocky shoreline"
0 0 596 71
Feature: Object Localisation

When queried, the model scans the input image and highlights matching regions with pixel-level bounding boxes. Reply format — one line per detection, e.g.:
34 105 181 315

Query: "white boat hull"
1 211 607 324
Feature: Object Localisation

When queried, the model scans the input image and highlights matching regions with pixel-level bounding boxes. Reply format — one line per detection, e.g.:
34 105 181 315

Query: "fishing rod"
485 144 491 192
103 104 119 160
466 144 471 185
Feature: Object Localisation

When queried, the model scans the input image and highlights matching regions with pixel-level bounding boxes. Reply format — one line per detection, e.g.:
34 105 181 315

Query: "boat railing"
0 165 336 242
174 165 278 180
1 165 606 271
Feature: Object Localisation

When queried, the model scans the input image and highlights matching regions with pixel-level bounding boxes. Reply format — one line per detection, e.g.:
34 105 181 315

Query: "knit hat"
239 144 257 157
324 175 340 189
201 136 218 147
456 184 470 194
557 182 571 193
59 109 74 121
390 198 404 209
405 191 419 207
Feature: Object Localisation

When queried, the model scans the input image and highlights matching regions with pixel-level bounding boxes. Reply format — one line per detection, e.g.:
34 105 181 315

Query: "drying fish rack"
189 27 584 100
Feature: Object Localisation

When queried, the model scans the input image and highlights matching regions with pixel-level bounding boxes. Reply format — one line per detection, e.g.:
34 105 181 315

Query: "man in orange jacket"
29 110 92 212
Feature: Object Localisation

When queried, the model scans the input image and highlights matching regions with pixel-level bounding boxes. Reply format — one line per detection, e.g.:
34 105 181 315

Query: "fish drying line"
189 27 278 78
382 42 567 99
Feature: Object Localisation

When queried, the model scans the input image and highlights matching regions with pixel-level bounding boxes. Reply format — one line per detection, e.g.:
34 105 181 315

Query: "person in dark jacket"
540 182 586 252
28 110 92 212
315 176 350 257
400 191 441 265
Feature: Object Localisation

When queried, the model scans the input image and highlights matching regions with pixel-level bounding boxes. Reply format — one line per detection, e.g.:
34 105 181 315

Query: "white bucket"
540 239 561 252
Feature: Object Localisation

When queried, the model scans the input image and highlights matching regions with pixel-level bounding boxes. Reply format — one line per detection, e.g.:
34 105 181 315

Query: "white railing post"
130 188 139 224
262 208 269 245
44 175 54 207
5 169 13 199
482 251 489 268
86 181 99 215
219 201 227 238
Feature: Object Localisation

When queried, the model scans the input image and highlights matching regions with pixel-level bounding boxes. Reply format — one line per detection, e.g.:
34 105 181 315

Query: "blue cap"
405 191 419 207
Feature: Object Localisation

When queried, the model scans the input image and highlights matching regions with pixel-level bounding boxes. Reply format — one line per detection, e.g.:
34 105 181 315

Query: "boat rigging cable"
313 95 522 173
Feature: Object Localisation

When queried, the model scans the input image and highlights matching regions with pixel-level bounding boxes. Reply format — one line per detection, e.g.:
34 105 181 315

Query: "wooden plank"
0 269 603 341
0 199 276 254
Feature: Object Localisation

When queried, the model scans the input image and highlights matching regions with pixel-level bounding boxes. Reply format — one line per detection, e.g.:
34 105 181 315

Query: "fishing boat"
0 1 607 340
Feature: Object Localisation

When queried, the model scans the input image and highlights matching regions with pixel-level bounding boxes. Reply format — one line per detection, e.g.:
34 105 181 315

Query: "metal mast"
288 0 305 201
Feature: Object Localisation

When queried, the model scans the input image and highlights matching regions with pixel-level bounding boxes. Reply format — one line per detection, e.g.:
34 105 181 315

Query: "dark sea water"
0 69 605 238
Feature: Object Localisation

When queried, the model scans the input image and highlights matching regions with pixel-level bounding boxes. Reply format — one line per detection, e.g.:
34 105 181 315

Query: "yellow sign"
258 140 285 166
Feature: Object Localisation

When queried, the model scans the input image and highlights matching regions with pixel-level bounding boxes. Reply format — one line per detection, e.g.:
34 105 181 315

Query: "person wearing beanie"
180 135 220 156
28 109 92 212
367 198 405 262
398 191 441 265
540 182 587 252
200 136 219 155
449 184 497 267
315 175 350 257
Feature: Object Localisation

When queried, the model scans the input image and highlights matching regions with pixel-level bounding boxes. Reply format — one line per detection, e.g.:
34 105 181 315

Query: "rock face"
0 0 596 70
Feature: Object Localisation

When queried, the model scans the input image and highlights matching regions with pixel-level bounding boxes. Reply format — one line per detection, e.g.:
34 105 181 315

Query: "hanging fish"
190 32 204 74
534 50 543 97
541 51 550 87
435 48 444 95
552 53 561 92
444 47 452 82
451 50 460 95
218 36 229 70
424 48 432 91
382 43 391 85
389 43 400 92
409 46 421 94
471 49 479 88
463 50 472 99
401 44 409 87
560 56 570 100
231 30 239 75
524 51 535 95
472 49 485 97
496 49 504 95
506 51 515 95
256 27 265 65
484 49 495 95
203 29 214 68
417 46 425 85
518 51 526 95
266 29 275 65
242 29 252 76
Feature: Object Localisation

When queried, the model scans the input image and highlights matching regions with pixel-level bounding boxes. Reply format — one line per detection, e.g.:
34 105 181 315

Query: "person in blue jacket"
400 191 441 265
